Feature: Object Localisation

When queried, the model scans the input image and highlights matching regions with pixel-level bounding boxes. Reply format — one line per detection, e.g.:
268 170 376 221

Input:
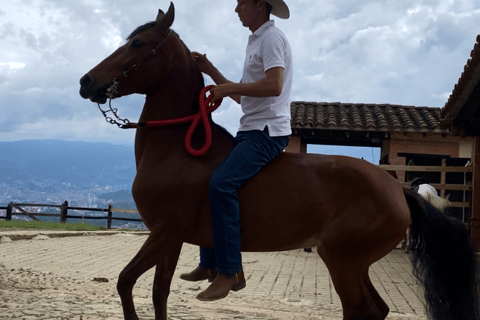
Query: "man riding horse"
79 2 479 319
180 0 293 301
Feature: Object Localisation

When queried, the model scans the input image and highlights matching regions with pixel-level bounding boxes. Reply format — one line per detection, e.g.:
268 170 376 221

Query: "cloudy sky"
1 0 479 162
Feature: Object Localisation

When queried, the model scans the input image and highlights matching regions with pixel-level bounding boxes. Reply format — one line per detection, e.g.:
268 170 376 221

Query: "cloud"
212 100 244 135
0 115 136 144
0 0 479 150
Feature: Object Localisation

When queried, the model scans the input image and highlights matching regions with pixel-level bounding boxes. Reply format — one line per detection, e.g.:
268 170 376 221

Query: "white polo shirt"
239 20 293 137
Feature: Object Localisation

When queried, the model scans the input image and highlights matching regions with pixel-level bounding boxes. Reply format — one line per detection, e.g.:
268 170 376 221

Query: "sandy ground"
0 231 427 320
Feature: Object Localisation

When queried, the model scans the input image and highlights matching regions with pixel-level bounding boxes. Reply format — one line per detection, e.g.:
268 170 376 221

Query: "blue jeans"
199 128 289 277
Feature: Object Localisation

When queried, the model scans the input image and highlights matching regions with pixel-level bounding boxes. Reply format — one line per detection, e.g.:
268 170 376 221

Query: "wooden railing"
1 164 472 226
377 164 472 209
0 201 141 229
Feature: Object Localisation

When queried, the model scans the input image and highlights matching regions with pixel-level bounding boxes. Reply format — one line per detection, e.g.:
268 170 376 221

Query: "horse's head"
79 3 176 104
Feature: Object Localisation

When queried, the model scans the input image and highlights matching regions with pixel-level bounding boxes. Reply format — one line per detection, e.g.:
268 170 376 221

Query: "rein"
99 86 222 157
96 29 223 157
96 30 175 129
140 86 222 157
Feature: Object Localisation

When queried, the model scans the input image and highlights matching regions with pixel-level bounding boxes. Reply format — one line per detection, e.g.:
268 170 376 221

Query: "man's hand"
191 51 214 75
210 84 234 104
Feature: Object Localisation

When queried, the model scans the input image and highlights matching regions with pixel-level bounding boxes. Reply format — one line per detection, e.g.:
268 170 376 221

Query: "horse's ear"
156 2 175 29
156 9 165 22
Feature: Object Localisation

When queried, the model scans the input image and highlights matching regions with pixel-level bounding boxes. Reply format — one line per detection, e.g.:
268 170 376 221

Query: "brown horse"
79 3 478 320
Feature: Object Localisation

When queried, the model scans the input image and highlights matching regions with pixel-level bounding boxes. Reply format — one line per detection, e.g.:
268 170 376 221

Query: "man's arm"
210 67 284 103
192 52 241 104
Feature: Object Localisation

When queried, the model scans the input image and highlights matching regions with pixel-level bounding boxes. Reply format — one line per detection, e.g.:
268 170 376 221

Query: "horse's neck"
140 74 201 122
135 65 233 166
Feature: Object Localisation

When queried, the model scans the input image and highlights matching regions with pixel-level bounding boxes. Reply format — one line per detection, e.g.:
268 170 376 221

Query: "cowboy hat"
265 0 290 19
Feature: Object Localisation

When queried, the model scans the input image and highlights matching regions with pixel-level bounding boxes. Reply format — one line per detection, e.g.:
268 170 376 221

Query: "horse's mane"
127 21 234 142
213 123 235 140
127 21 157 41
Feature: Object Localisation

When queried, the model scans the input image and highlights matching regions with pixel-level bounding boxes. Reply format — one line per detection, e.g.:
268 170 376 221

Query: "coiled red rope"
140 85 222 156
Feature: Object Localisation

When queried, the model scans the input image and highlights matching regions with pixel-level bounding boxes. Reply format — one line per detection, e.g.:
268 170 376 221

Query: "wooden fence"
0 164 472 227
0 201 141 229
377 164 472 223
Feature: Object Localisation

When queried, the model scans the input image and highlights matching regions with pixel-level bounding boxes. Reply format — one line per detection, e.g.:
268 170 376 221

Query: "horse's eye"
131 40 143 48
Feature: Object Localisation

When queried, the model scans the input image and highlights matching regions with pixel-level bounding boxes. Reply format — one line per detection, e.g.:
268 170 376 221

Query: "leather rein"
96 30 223 157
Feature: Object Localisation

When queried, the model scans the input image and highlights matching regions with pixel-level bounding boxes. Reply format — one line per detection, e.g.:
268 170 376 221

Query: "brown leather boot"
196 270 246 301
179 265 217 282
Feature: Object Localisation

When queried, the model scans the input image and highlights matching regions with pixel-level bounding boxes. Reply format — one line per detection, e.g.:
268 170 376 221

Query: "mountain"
98 190 133 201
0 140 136 188
98 190 137 210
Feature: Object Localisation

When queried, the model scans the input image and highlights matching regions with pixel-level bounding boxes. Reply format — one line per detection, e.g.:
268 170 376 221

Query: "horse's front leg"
152 240 183 320
117 230 182 320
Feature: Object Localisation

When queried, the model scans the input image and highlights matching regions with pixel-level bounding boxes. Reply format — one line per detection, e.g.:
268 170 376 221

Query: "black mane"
125 21 233 142
214 123 235 140
127 21 157 40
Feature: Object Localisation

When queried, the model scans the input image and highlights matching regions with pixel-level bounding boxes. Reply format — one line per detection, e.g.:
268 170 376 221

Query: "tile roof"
441 34 480 129
291 102 447 134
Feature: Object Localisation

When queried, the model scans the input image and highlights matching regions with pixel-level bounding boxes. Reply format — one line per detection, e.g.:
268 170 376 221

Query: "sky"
1 0 480 163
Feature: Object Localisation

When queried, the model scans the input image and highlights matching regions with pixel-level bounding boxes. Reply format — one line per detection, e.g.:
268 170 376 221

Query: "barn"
286 34 480 251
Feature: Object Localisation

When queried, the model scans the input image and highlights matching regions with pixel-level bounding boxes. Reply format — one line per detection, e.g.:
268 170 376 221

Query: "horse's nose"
80 74 92 88
79 74 94 99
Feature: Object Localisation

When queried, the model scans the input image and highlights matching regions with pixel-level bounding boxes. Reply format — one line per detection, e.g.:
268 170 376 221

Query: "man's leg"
179 247 217 282
197 129 288 300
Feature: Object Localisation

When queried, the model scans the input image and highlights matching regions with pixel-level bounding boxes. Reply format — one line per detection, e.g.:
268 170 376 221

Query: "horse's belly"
238 195 328 252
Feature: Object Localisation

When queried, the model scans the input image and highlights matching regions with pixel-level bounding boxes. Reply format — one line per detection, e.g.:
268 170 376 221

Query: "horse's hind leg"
117 231 182 320
152 240 183 320
317 248 388 320
363 271 389 318
329 265 388 320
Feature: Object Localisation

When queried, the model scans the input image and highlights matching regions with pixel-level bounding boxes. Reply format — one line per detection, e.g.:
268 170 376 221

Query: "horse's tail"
403 187 479 320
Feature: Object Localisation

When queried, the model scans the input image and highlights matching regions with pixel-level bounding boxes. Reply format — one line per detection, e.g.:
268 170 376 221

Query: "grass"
0 220 109 231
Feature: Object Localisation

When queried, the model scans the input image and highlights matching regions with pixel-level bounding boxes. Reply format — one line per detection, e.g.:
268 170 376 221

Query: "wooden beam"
377 165 473 172
13 203 62 208
285 136 307 153
440 158 447 198
449 202 471 208
12 205 40 221
471 136 480 252
400 183 471 191
112 208 140 214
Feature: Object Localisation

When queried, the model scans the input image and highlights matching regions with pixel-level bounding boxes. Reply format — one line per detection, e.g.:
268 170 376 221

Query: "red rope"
143 85 222 156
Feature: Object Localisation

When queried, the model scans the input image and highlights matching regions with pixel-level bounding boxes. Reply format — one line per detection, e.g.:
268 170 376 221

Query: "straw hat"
265 0 290 19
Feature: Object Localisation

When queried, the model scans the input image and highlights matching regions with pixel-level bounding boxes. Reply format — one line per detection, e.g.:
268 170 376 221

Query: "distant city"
0 180 132 209
0 140 140 227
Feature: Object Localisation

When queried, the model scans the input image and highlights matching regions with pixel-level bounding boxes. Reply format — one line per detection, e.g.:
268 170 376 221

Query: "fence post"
107 204 113 229
440 158 447 198
60 200 69 223
6 202 13 221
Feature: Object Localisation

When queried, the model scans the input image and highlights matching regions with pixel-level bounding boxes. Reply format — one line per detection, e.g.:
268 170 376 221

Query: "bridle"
97 29 175 129
95 29 223 157
123 29 175 79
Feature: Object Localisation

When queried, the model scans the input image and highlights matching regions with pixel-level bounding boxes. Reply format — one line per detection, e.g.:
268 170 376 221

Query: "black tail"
404 187 479 320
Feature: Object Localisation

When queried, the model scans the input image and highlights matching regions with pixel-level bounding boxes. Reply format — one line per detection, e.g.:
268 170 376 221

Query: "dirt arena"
0 230 427 319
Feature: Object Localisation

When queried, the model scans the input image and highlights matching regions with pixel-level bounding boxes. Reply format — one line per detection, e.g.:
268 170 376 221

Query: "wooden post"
107 204 113 229
60 200 69 223
440 158 447 198
470 136 480 252
285 136 307 154
395 157 406 183
6 202 13 221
